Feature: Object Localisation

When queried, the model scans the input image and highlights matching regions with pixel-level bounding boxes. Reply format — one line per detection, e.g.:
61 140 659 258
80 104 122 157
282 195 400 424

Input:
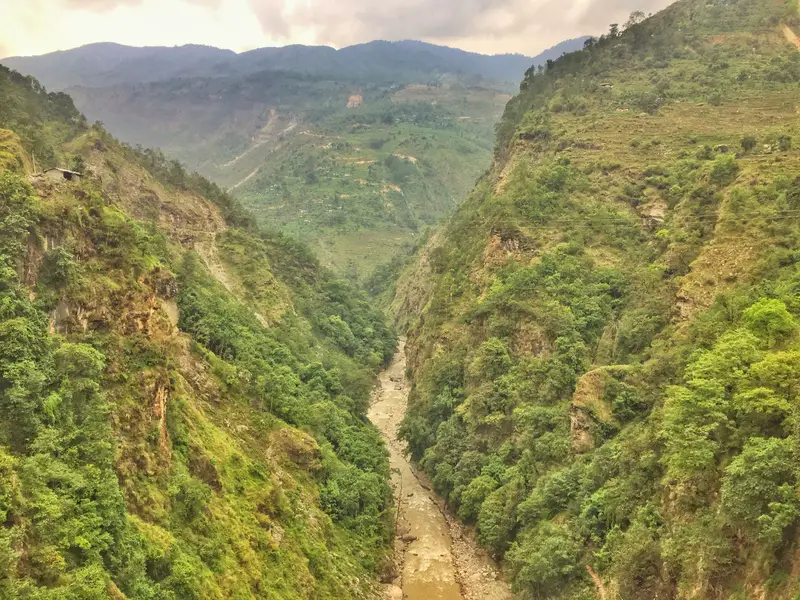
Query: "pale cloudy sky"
0 0 674 58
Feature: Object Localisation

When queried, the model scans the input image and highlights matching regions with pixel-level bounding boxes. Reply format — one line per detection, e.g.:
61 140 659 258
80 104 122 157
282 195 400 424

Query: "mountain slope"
391 0 800 597
2 38 587 276
0 64 397 599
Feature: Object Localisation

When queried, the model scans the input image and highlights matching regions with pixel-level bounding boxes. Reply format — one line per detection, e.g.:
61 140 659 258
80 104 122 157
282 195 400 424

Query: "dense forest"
0 64 398 598
393 0 800 597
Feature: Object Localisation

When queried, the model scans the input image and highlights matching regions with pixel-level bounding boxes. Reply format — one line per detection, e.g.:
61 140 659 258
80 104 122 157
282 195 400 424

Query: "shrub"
696 145 714 160
709 154 738 186
740 136 757 152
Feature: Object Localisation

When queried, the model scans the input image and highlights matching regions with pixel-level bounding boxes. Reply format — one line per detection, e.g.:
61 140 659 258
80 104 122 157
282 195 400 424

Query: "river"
368 339 514 600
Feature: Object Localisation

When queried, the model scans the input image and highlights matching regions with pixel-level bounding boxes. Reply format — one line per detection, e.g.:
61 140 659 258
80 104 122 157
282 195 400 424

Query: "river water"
368 339 514 600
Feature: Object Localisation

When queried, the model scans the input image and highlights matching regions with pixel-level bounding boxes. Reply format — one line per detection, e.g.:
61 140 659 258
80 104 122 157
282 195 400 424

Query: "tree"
459 475 498 522
721 437 798 545
477 485 518 557
661 329 762 481
609 23 620 37
0 172 36 259
507 522 582 599
625 10 646 29
709 154 739 186
740 136 757 152
742 298 796 346
468 338 512 381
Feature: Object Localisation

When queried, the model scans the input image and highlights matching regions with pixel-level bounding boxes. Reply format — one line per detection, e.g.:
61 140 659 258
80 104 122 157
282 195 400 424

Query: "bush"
709 154 738 186
740 136 757 152
696 145 714 160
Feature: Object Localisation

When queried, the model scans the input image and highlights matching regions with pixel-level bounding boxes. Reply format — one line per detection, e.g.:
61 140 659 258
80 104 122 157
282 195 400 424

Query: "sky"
1 0 675 59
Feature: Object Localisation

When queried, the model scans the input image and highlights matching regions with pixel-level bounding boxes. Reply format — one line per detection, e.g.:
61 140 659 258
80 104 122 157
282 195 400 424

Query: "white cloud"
1 0 674 58
247 0 674 50
2 0 271 57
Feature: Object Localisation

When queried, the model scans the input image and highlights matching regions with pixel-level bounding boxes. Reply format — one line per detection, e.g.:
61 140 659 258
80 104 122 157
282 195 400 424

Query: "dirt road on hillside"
368 339 514 600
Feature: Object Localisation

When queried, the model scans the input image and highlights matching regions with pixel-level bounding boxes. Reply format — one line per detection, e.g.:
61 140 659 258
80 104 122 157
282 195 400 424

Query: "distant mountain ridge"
2 37 589 90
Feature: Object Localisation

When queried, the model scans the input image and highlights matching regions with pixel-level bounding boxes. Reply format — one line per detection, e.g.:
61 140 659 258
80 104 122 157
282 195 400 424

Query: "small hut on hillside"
44 167 81 182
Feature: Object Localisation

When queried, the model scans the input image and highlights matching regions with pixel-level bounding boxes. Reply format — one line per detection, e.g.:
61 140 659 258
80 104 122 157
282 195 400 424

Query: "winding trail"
228 166 260 191
369 339 513 600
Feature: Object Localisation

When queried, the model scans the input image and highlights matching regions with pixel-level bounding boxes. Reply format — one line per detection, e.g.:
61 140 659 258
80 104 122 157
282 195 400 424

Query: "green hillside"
229 84 510 275
66 74 512 276
392 0 800 597
0 64 397 599
3 40 597 278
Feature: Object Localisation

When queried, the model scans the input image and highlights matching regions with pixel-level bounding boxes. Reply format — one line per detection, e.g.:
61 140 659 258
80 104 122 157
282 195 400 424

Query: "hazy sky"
1 0 674 58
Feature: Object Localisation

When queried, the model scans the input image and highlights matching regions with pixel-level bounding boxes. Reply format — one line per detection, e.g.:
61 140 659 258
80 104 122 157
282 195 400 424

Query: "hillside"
2 38 588 276
68 76 514 275
1 39 587 91
390 0 800 597
0 64 398 599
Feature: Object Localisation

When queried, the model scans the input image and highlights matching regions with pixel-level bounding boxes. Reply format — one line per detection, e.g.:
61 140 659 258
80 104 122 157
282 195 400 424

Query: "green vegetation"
395 0 800 597
13 61 512 277
161 81 508 275
0 64 396 598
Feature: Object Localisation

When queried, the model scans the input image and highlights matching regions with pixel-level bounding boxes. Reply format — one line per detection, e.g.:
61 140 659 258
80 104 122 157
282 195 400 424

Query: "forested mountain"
2 38 588 276
1 39 587 91
0 64 397 599
390 0 800 597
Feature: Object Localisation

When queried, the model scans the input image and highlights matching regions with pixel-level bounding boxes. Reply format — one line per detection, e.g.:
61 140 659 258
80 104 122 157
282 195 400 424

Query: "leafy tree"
458 475 498 522
721 437 798 545
507 522 582 599
742 298 796 346
625 11 646 29
468 338 512 381
477 485 518 557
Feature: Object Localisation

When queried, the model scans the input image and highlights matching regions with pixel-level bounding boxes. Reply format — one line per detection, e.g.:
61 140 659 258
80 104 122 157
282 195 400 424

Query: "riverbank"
368 339 513 600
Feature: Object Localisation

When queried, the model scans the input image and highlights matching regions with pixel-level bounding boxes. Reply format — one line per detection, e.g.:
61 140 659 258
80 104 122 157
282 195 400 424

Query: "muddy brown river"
368 339 514 600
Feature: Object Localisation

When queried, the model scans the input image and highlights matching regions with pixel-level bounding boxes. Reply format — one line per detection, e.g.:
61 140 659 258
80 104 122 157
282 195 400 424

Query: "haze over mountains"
2 36 589 275
2 38 589 91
